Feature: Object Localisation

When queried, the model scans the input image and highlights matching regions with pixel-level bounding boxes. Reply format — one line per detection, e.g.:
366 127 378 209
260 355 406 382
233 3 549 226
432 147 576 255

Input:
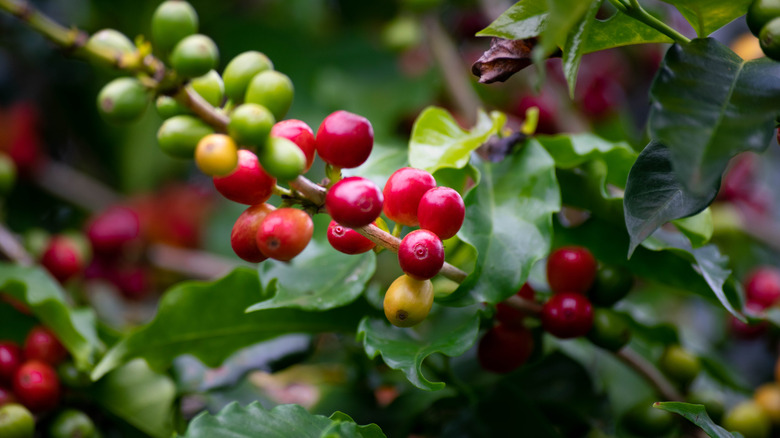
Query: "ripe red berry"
271 119 316 172
477 324 534 373
256 208 313 261
418 187 465 239
495 283 536 329
383 168 436 227
0 342 22 384
40 236 83 283
729 302 768 339
107 266 150 301
541 292 594 339
327 220 376 254
398 229 444 280
231 203 275 263
213 150 276 205
87 206 141 256
23 326 67 366
546 246 597 294
315 110 374 168
745 267 780 309
13 360 60 411
326 177 384 228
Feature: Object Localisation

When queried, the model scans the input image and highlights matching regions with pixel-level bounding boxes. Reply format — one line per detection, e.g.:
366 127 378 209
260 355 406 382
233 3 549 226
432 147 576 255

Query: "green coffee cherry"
86 29 135 60
0 403 34 438
586 308 631 352
228 103 275 147
50 409 97 438
760 17 780 61
96 77 149 124
659 345 701 386
244 70 294 121
590 265 633 306
0 152 16 195
170 34 219 78
57 361 91 388
258 136 306 181
155 95 190 119
381 15 423 52
747 0 780 36
151 0 199 53
723 401 771 438
223 51 273 103
620 401 676 437
23 228 50 260
157 115 214 158
190 70 225 107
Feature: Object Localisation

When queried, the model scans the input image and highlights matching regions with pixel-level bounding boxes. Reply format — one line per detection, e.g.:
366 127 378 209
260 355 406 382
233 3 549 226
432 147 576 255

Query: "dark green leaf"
624 141 718 257
649 39 780 196
562 0 602 97
92 268 366 380
357 306 480 391
538 0 595 58
659 0 752 37
440 141 559 306
654 402 738 438
582 12 673 53
327 412 386 438
476 0 548 40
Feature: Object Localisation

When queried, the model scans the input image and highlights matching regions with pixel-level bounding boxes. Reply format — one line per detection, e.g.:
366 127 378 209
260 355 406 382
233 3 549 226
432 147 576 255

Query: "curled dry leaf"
472 38 538 84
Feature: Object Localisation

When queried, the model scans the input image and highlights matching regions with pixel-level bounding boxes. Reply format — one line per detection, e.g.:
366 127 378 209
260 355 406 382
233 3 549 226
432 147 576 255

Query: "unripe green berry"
228 103 275 147
190 69 224 107
0 152 16 195
244 70 294 121
0 403 34 438
170 34 219 78
747 0 780 36
86 29 135 60
151 0 199 53
155 95 190 119
157 115 214 158
258 136 306 181
586 308 631 352
223 51 273 103
659 345 701 386
620 401 676 437
49 409 97 438
97 77 149 124
760 17 780 61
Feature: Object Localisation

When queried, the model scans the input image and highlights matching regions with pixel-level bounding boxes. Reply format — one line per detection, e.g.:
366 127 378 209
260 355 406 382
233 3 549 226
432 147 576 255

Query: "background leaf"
654 402 738 437
659 0 752 37
582 12 673 53
562 0 602 97
538 0 596 58
536 133 636 189
476 0 548 40
672 208 713 248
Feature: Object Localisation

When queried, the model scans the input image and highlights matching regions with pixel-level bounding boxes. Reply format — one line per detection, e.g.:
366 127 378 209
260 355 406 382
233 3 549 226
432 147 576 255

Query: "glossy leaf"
440 141 559 306
654 402 738 438
357 306 480 391
536 133 636 189
624 141 718 257
408 106 506 175
659 0 752 37
562 0 601 96
92 268 366 380
182 402 385 438
538 0 595 58
0 263 102 370
582 12 672 53
476 0 548 40
649 38 780 196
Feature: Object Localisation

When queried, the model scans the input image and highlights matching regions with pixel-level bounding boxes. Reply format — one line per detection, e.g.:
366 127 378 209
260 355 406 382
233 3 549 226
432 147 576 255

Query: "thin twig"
178 86 229 131
289 176 327 206
147 243 245 280
615 348 684 402
32 160 121 213
0 223 34 265
504 294 542 314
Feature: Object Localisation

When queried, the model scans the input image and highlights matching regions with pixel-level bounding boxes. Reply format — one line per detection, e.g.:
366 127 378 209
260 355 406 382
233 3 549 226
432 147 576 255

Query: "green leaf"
92 268 366 380
649 38 780 196
408 107 506 175
343 142 408 190
357 306 480 391
0 263 102 370
538 0 595 58
672 208 713 248
181 402 386 438
654 402 738 438
439 141 559 306
89 359 177 438
536 133 636 189
659 0 752 37
562 0 602 97
624 141 718 257
582 12 673 53
476 0 549 40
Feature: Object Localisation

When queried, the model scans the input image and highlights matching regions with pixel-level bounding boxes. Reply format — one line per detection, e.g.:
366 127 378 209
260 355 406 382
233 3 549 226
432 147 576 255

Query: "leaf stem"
615 347 684 402
620 0 690 44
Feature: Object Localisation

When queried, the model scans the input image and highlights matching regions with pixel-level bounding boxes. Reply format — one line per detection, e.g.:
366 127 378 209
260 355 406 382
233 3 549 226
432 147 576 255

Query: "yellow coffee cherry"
755 383 780 424
383 274 433 328
195 134 238 176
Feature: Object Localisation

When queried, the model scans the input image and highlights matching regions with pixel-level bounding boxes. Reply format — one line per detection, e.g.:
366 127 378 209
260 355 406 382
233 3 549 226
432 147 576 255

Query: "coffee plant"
0 0 779 436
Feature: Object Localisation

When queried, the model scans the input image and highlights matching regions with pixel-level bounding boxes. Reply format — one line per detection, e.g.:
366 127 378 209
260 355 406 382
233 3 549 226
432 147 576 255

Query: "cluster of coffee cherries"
748 0 780 61
478 245 636 373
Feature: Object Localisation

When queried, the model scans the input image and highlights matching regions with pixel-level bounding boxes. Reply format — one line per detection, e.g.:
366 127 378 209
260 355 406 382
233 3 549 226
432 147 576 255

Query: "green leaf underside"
476 0 549 40
672 208 713 248
624 141 718 257
649 38 780 196
654 402 739 438
92 268 365 380
659 0 752 37
0 263 102 370
357 307 480 391
582 12 673 53
562 0 602 97
181 402 386 438
408 107 505 175
439 140 559 306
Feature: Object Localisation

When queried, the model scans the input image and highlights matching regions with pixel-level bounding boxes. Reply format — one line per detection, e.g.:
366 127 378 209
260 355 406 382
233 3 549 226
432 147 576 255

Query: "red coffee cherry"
13 360 60 411
398 229 444 280
23 326 67 366
231 203 275 263
383 167 436 227
729 302 768 339
745 267 780 309
315 110 374 168
418 187 465 239
87 206 141 256
541 292 594 339
213 150 276 205
40 236 83 283
271 119 316 172
256 208 313 261
106 265 150 301
327 220 376 254
477 324 534 373
495 283 536 329
325 177 383 229
0 342 22 384
546 246 597 294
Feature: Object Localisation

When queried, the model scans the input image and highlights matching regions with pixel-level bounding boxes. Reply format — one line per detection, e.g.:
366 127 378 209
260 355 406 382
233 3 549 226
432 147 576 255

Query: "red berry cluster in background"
0 326 66 412
478 284 536 373
729 266 780 339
